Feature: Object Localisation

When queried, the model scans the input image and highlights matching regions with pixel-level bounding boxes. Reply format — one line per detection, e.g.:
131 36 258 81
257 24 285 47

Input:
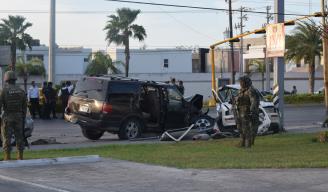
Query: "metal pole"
239 7 244 77
274 0 285 131
49 0 56 83
210 48 216 91
228 0 236 84
265 6 272 92
321 0 328 114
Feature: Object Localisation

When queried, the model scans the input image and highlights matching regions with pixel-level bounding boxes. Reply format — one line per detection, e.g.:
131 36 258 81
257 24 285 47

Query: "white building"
17 46 91 83
108 48 193 74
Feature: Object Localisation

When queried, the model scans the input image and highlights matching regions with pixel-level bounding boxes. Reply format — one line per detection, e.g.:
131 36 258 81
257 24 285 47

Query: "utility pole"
264 6 274 92
274 0 285 131
226 0 236 84
321 0 328 114
235 7 249 77
49 0 56 83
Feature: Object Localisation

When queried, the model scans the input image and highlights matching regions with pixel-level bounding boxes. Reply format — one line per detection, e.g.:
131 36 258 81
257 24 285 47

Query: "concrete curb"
0 155 101 168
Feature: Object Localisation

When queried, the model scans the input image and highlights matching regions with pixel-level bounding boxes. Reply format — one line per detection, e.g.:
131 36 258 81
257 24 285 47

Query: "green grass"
2 133 328 169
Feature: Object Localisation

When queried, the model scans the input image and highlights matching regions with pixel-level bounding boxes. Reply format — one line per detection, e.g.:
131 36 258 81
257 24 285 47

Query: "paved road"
22 104 326 150
0 159 327 192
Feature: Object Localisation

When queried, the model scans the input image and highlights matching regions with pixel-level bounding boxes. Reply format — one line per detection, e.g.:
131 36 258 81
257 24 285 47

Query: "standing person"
235 76 259 148
58 82 69 118
42 81 50 119
47 82 57 119
291 85 297 95
0 71 27 160
177 80 185 96
28 81 41 119
66 81 74 95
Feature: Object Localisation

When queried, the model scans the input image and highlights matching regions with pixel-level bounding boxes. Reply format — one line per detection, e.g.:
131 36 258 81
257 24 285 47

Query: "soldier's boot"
3 151 11 161
17 151 23 160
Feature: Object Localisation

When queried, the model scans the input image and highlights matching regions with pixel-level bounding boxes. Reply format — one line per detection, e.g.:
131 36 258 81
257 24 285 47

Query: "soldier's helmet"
239 75 252 87
4 70 17 82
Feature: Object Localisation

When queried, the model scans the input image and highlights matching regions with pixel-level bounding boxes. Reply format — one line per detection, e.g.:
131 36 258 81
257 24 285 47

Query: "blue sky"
0 0 323 50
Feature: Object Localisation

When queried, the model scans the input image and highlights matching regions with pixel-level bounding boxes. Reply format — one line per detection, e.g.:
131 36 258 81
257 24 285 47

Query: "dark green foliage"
84 51 122 76
285 21 322 93
265 94 324 104
104 8 146 77
0 15 34 70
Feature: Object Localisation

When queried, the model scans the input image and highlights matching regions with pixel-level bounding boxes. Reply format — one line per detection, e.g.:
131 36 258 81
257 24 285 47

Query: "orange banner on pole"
266 23 285 57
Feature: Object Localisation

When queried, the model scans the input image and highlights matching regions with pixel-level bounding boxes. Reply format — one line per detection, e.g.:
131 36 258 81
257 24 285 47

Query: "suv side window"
167 87 182 104
74 78 107 101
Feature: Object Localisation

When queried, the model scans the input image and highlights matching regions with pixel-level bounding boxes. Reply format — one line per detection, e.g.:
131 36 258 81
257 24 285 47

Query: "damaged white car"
212 84 280 135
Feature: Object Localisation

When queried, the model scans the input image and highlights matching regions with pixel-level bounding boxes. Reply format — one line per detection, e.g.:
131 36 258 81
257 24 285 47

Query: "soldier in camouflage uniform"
0 71 27 160
235 76 259 148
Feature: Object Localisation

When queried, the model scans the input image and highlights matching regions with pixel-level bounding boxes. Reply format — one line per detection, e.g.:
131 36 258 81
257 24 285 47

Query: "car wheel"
81 128 104 140
119 118 143 140
193 115 215 132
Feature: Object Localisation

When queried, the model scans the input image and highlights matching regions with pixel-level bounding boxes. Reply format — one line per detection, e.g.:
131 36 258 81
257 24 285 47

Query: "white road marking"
0 174 71 192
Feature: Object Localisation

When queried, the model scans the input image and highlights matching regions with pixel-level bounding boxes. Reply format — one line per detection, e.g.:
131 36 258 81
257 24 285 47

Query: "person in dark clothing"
41 81 50 119
177 80 185 96
58 82 69 118
47 82 57 119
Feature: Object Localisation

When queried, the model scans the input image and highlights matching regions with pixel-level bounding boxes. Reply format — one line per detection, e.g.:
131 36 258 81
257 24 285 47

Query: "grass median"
1 133 328 169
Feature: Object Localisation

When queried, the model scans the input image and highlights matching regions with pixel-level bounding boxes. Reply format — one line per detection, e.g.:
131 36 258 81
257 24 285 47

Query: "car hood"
260 101 274 108
185 94 203 111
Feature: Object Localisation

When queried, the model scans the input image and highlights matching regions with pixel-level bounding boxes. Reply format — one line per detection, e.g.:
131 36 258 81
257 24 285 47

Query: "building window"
164 59 169 68
84 58 88 62
26 54 44 62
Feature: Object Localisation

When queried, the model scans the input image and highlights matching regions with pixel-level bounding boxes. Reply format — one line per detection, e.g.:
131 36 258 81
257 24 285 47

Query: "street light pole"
321 0 328 114
49 0 56 83
226 0 236 84
274 0 285 131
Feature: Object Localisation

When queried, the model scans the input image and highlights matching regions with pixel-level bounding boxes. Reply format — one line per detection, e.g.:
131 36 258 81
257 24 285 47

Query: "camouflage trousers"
1 115 24 152
239 118 252 148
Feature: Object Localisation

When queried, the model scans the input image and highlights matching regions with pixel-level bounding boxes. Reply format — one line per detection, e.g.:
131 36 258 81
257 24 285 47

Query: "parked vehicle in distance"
65 76 214 140
212 84 281 135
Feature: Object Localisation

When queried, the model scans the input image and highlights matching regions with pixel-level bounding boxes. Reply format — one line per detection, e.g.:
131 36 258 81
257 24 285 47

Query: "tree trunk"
10 42 16 71
308 58 315 94
124 37 130 77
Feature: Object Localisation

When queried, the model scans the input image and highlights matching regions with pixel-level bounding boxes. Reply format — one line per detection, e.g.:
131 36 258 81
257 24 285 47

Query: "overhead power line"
105 0 310 17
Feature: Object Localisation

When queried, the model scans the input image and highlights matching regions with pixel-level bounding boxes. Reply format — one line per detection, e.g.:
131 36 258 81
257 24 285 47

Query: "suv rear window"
108 82 139 94
74 78 107 101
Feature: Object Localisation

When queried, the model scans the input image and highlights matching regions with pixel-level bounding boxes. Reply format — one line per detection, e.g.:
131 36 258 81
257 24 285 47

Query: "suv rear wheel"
81 128 104 140
119 118 143 140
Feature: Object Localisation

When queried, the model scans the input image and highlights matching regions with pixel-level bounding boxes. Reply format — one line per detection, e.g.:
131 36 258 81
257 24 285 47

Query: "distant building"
17 45 91 83
108 48 193 74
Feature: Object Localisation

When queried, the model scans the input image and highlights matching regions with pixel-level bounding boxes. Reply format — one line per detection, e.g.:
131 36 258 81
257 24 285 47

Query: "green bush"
265 94 323 104
284 94 324 104
317 131 328 143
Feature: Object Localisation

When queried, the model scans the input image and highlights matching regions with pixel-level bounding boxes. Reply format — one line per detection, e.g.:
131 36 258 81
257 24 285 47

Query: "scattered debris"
31 137 62 145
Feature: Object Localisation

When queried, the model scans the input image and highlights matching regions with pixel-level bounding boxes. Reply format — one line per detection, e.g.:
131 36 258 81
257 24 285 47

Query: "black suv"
65 76 214 140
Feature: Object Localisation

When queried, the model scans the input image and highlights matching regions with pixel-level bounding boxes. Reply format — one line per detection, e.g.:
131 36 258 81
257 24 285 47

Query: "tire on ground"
81 127 104 140
119 118 143 140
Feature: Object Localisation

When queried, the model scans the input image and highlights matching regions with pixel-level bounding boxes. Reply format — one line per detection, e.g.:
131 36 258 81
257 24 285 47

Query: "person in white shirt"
28 81 41 118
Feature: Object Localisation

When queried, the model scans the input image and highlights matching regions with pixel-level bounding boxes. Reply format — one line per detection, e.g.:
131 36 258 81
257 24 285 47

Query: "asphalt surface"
20 103 326 150
0 104 327 192
0 159 328 192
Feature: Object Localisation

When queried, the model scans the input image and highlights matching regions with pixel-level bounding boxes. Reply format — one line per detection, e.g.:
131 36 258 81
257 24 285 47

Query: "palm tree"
85 51 122 76
0 15 33 71
104 8 146 77
285 20 322 93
